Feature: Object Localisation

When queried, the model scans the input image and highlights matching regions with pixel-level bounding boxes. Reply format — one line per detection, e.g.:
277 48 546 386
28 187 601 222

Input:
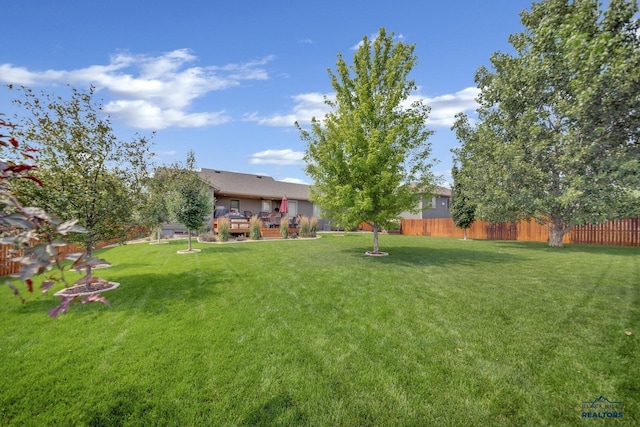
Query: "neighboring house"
400 186 452 219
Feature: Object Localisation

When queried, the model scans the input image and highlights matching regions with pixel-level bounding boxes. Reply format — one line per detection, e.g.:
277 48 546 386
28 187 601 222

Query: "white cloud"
351 32 405 50
249 87 478 129
245 92 332 127
419 87 479 127
0 49 274 129
434 169 453 189
103 99 230 129
0 64 67 85
155 150 177 156
249 149 304 165
281 177 310 184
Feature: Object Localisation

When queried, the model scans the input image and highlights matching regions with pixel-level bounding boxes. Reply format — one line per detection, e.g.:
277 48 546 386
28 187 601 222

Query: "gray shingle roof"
198 168 310 200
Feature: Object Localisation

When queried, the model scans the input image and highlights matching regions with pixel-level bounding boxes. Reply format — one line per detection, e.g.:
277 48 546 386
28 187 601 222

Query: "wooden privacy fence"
400 216 640 246
1 226 149 277
0 242 84 277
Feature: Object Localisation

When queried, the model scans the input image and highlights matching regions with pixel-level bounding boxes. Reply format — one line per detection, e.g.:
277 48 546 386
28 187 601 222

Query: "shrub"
310 217 318 237
279 216 289 239
385 219 401 231
298 216 311 238
217 217 230 242
198 231 217 242
249 215 262 240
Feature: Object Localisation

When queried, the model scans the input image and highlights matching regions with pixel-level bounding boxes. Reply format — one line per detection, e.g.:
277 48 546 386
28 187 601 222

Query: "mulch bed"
54 281 119 297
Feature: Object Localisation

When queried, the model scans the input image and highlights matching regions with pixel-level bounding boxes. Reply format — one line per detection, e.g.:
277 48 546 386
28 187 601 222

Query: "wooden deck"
213 218 297 239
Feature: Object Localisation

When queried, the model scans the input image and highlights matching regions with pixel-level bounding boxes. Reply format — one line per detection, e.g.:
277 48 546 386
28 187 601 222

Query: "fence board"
1 226 149 277
400 217 640 246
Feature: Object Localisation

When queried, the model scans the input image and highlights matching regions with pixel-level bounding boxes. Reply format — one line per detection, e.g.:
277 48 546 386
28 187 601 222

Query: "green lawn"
1 234 638 426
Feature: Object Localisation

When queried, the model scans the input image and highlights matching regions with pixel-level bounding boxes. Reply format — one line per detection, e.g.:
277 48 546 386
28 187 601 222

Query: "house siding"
215 196 315 218
421 196 451 219
400 190 452 220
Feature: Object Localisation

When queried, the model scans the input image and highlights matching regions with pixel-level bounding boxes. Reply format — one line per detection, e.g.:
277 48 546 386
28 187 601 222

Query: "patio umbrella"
279 195 289 215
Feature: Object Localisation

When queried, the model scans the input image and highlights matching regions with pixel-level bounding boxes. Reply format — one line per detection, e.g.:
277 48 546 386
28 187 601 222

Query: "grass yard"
0 234 638 426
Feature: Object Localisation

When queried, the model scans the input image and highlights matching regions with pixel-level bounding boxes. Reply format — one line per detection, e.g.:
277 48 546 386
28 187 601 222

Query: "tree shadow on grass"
105 271 227 315
483 240 639 257
7 244 254 316
84 386 149 426
552 243 640 257
9 270 227 316
242 393 308 426
349 246 526 267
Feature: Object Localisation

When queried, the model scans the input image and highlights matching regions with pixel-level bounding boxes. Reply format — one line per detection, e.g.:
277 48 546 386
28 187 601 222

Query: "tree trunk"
372 223 380 253
187 230 192 251
85 237 93 278
463 228 467 240
548 218 570 247
157 227 162 244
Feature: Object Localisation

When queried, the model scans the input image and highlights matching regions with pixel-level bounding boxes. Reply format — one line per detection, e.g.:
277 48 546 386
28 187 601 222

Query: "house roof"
433 186 452 197
408 183 452 197
198 168 310 200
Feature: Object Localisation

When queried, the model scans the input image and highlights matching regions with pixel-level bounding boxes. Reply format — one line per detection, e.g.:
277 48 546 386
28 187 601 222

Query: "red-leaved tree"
1 114 113 317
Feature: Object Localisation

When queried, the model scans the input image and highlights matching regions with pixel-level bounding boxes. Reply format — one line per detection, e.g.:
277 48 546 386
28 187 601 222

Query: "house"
400 186 452 219
198 168 318 220
161 168 327 237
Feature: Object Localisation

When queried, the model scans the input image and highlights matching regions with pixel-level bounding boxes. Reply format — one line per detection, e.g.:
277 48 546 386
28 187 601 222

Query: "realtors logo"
581 396 624 419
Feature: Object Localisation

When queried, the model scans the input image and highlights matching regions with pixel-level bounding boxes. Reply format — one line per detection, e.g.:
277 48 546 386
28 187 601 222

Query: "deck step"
260 228 295 238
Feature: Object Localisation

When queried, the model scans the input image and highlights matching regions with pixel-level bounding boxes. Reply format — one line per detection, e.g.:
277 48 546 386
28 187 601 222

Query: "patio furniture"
257 212 268 226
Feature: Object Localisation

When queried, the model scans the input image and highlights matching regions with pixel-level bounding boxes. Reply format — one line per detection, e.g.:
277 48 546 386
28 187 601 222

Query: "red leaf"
81 293 111 307
9 137 19 148
40 281 55 293
23 175 44 186
8 164 35 174
26 278 33 293
48 296 76 318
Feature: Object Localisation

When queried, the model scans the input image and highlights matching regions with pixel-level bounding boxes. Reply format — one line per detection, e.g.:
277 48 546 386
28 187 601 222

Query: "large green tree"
11 85 153 268
452 0 640 247
298 28 437 254
167 150 212 252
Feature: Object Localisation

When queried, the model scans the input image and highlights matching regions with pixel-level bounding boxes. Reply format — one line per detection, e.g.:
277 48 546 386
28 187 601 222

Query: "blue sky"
1 0 535 185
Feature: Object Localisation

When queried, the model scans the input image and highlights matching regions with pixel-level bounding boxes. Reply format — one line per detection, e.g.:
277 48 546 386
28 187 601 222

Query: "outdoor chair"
270 215 281 228
243 210 252 218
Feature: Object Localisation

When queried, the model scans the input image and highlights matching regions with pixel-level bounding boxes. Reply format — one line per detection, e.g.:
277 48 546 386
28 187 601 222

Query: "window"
287 200 297 216
230 199 240 213
261 200 271 212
